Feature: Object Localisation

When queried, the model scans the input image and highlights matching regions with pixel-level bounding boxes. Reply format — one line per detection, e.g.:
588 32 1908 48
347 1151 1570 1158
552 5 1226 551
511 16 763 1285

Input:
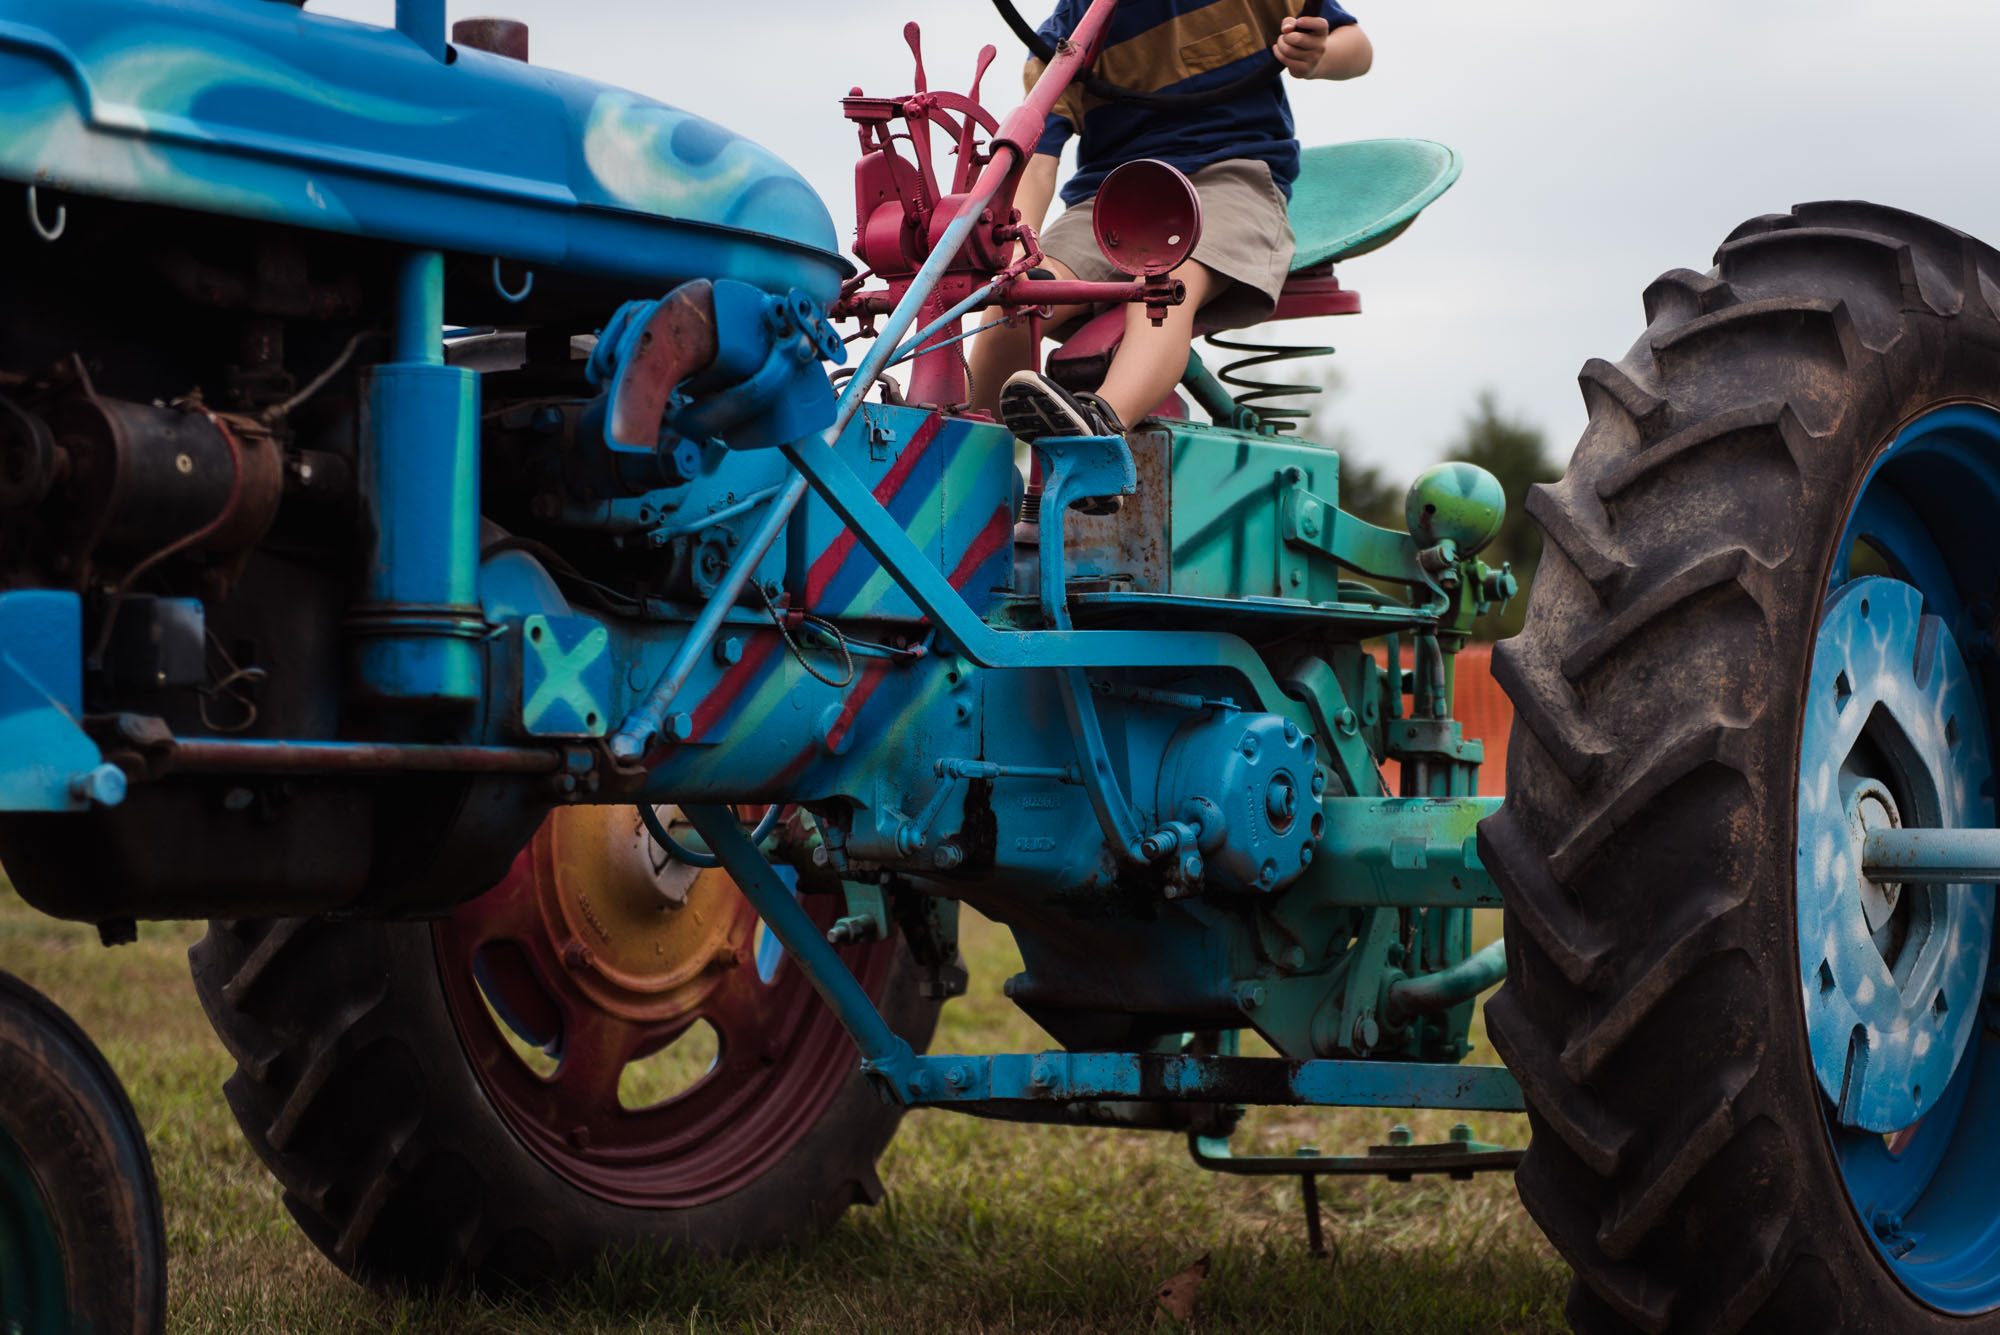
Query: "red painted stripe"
688 632 785 742
822 659 891 754
947 503 1015 591
805 411 946 607
766 739 823 790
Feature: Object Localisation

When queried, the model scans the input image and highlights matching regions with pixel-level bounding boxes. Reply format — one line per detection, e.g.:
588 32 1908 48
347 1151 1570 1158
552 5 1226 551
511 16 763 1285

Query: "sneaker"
999 370 1127 442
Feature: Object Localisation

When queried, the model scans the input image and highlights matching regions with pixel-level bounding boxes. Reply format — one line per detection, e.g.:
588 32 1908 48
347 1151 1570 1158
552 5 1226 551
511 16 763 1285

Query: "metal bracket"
1028 432 1136 630
1189 1126 1522 1181
1278 475 1443 606
895 1050 1525 1110
828 879 891 945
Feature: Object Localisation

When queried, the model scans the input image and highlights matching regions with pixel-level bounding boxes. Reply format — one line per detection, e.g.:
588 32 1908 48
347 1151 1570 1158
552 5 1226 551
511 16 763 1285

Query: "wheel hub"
1798 576 1995 1133
1844 778 1902 938
541 805 746 1017
432 802 901 1208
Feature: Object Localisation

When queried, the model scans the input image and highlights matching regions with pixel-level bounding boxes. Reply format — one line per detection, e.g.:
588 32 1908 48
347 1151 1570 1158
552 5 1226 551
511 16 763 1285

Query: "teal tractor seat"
1046 138 1461 385
1287 138 1461 271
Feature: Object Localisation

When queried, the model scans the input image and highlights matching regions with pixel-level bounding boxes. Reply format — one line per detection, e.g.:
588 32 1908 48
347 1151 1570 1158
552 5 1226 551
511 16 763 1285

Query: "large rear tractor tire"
190 804 940 1290
0 970 166 1335
1485 202 2000 1332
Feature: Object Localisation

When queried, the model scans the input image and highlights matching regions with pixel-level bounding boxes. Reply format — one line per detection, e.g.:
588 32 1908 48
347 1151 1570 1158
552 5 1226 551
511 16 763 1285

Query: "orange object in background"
1374 642 1511 795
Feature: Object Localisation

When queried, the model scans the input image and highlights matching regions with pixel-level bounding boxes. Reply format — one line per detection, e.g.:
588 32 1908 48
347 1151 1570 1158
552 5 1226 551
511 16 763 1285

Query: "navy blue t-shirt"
1030 0 1359 206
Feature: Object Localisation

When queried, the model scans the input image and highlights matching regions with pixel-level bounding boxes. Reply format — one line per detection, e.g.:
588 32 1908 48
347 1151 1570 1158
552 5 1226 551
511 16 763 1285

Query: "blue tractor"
0 3 1995 1333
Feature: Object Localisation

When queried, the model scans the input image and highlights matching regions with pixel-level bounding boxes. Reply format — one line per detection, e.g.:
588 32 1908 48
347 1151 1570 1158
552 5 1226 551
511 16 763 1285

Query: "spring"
1204 333 1333 433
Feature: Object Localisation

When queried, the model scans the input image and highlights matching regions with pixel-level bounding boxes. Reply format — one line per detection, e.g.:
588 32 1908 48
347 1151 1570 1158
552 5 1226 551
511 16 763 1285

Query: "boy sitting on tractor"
971 0 1374 442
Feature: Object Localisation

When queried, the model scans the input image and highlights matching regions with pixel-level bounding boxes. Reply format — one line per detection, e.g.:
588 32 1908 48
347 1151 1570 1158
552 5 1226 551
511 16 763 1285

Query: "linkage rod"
1862 827 2000 884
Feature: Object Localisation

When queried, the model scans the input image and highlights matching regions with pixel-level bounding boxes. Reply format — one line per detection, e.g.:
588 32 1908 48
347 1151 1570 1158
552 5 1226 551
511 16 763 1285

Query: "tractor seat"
1047 138 1461 381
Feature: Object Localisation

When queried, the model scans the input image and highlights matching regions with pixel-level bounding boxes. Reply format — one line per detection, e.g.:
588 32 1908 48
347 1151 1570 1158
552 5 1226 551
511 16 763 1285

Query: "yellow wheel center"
538 805 756 1022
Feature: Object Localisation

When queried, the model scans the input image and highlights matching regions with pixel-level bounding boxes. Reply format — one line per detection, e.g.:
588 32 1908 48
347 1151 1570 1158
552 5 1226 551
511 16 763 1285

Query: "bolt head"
1265 774 1297 825
68 763 126 808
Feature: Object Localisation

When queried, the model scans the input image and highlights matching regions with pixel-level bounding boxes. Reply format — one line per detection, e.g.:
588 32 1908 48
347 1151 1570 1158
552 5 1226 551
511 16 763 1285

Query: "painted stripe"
838 495 948 618
822 659 893 754
813 435 950 615
805 411 946 607
948 504 1014 591
761 657 898 790
843 666 955 780
689 633 785 742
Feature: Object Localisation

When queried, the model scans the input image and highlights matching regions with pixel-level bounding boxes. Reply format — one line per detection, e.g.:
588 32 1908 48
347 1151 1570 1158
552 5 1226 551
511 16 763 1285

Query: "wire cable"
638 803 780 869
755 582 857 688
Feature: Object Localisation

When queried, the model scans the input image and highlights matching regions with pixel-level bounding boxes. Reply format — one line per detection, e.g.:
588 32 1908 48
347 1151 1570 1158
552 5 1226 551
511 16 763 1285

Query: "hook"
26 186 64 242
492 256 534 303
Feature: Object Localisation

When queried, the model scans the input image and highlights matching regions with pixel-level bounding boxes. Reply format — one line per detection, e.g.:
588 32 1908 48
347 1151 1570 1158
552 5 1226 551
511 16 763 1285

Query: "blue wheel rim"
1806 404 2000 1313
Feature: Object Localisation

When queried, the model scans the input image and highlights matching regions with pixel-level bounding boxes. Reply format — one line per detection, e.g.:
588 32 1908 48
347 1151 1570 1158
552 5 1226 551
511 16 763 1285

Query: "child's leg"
1091 258 1222 427
968 258 1086 418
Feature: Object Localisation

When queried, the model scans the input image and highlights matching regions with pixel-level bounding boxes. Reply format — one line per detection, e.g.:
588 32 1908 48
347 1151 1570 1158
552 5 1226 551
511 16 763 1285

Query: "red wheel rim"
434 805 897 1208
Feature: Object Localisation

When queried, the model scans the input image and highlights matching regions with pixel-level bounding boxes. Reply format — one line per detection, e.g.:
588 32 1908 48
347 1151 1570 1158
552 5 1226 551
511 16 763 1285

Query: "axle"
1863 827 2000 884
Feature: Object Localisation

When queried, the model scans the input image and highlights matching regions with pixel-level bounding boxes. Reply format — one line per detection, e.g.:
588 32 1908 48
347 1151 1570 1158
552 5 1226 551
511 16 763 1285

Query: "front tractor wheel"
191 804 939 1289
1485 202 2000 1332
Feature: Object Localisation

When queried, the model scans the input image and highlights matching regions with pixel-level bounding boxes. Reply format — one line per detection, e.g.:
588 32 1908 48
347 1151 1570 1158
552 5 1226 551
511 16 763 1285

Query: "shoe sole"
999 377 1097 441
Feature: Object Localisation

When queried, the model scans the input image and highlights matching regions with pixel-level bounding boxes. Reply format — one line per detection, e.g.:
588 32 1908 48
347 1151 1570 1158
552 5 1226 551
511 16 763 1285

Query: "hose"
637 803 781 869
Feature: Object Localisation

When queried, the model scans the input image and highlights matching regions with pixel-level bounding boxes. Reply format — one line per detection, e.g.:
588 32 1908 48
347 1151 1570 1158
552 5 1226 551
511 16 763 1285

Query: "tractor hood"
0 0 848 302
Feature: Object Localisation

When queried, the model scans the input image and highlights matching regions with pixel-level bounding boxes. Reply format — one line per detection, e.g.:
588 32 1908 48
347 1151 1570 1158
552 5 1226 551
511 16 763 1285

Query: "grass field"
0 881 1567 1333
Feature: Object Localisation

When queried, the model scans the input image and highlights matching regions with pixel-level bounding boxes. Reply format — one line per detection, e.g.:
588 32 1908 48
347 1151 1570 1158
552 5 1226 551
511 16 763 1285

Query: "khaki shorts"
1037 157 1297 331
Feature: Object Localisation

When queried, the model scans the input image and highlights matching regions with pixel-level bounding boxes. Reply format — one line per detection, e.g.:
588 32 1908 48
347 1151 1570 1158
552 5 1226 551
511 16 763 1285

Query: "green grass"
0 884 1566 1333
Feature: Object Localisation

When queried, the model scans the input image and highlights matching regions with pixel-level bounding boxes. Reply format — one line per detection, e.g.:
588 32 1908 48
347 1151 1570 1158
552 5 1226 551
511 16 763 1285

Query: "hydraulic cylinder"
349 250 483 709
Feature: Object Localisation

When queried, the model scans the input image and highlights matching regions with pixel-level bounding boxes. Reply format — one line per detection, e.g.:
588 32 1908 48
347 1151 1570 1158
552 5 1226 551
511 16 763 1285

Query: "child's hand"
1274 15 1331 78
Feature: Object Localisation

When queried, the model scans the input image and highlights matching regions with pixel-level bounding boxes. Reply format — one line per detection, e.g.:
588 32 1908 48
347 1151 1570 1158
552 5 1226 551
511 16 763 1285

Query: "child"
970 1 1372 442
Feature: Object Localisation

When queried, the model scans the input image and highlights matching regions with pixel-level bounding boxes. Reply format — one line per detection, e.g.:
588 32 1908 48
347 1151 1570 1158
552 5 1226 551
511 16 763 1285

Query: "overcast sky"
315 0 2000 481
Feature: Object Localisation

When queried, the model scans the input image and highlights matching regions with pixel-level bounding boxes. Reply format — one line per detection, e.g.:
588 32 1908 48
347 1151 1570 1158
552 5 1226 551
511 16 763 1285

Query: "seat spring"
1204 333 1334 434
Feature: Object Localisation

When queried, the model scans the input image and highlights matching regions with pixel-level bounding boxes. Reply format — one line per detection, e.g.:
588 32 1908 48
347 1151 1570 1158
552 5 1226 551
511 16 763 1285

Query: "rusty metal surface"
1061 426 1170 592
166 738 564 775
451 17 529 60
606 279 719 450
